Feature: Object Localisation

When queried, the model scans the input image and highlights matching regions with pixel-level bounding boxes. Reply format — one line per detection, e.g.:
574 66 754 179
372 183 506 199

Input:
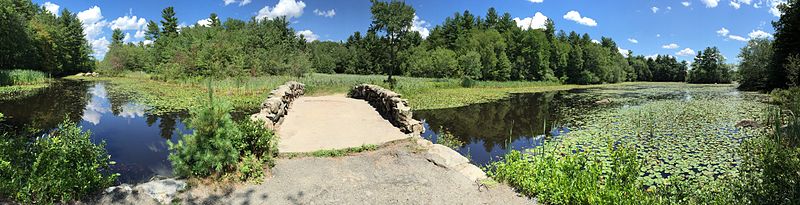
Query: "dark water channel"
0 80 190 183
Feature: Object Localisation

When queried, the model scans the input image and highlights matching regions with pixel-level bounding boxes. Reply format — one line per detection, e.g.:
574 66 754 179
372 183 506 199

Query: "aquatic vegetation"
68 72 625 113
0 120 118 204
0 69 48 86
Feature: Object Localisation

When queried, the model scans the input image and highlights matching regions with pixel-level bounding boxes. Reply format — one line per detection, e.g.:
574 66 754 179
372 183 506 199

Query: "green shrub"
436 127 464 149
0 69 48 86
168 93 241 178
0 120 117 204
488 144 660 205
236 119 278 167
460 77 477 88
168 84 278 182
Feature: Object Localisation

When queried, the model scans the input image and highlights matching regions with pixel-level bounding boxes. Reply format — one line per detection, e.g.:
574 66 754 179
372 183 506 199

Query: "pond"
416 83 772 186
0 80 190 184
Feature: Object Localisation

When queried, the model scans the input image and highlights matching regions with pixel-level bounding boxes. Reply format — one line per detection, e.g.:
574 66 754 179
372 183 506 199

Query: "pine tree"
160 7 178 36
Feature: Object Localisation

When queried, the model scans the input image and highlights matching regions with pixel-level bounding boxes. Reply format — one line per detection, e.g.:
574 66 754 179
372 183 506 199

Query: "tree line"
2 0 744 85
737 0 800 91
0 0 94 76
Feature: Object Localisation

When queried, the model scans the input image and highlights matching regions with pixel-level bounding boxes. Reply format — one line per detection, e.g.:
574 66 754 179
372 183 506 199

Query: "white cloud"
296 30 318 42
730 1 742 9
682 1 692 6
43 2 60 16
748 30 773 39
591 39 600 44
142 40 153 45
716 27 730 36
256 0 306 21
728 35 748 41
313 9 335 18
134 30 145 38
78 6 103 25
628 38 638 43
667 6 673 10
739 0 753 4
224 0 251 6
618 47 630 57
123 33 132 43
645 54 660 59
656 34 661 37
767 0 786 17
78 6 109 58
662 43 680 49
676 48 696 56
410 14 430 38
514 12 548 30
110 15 147 31
527 0 544 3
701 0 721 7
563 11 597 27
651 7 660 13
90 37 110 57
197 18 212 27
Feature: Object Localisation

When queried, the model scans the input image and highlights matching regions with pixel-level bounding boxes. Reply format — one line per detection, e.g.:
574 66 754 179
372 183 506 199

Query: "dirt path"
277 95 410 153
92 140 533 204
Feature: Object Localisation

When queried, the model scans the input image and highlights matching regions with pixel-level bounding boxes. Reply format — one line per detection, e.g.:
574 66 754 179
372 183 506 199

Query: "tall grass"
0 70 48 86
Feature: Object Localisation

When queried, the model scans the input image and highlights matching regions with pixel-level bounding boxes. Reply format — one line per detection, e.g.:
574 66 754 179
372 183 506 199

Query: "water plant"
435 126 464 149
0 69 48 86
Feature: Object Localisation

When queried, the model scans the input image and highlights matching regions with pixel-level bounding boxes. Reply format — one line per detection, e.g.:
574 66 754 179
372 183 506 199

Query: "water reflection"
0 81 190 183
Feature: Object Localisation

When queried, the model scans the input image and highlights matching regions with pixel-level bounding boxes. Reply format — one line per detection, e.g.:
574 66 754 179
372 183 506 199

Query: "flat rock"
454 163 488 182
133 179 187 204
425 144 469 168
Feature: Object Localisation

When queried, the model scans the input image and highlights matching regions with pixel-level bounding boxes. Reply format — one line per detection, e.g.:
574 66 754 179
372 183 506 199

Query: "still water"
0 80 189 183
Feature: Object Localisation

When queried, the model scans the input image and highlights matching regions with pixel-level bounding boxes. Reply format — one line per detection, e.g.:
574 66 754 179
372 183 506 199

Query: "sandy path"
277 95 410 153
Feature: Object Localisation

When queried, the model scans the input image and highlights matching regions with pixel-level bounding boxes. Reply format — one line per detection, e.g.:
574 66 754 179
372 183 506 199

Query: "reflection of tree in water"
0 80 90 132
145 113 184 139
417 91 581 152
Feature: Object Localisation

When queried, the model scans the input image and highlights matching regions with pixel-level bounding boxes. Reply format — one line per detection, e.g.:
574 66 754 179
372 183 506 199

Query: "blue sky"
34 0 785 63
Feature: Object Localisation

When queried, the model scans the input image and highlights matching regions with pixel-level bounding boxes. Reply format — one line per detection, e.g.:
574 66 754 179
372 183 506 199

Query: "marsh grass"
67 72 630 113
0 70 48 86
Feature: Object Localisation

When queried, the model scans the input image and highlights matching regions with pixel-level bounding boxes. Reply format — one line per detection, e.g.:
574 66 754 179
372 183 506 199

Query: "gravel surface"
91 140 534 205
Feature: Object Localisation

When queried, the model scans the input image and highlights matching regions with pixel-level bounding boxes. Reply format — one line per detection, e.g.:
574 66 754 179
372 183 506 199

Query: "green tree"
689 47 732 84
209 13 221 27
145 20 159 40
368 0 415 82
738 38 774 90
111 28 124 45
160 6 178 36
768 0 800 89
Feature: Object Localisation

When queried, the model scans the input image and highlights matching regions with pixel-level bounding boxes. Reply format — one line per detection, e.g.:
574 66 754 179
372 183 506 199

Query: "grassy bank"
0 70 50 100
65 72 685 113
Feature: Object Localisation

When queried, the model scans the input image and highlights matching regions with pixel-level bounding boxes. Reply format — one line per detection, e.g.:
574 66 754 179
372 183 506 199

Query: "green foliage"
737 38 774 90
0 119 117 204
0 69 48 86
369 0 416 81
768 0 800 89
310 144 379 157
489 145 659 205
0 0 93 76
168 91 242 178
405 47 460 78
688 47 732 84
168 86 277 182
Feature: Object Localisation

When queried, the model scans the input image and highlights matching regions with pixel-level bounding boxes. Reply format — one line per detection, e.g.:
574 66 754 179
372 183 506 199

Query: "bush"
168 93 241 178
0 120 117 204
168 85 278 181
488 144 660 205
0 69 48 86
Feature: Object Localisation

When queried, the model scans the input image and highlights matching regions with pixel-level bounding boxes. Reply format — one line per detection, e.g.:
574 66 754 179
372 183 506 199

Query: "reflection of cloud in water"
81 84 112 125
147 143 161 153
119 103 147 118
149 163 173 178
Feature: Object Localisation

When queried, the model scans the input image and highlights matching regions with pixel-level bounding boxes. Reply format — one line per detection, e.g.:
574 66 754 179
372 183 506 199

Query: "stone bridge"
251 82 424 153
